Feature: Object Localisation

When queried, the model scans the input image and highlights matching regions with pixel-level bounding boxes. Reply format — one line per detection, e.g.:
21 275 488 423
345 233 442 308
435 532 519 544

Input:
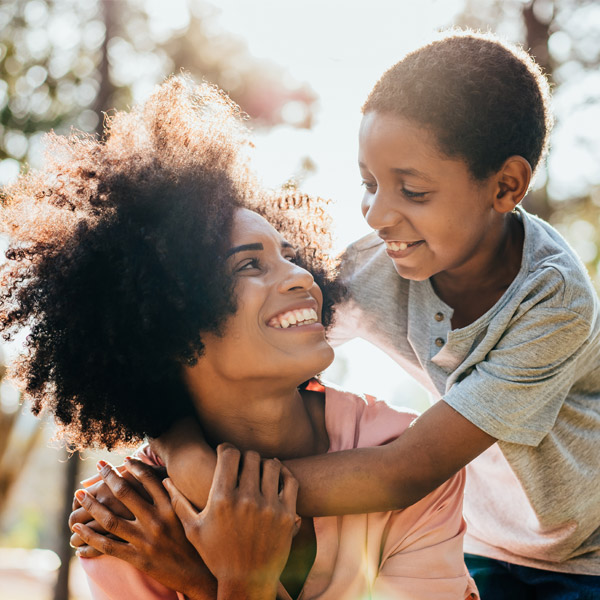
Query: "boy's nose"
362 192 401 231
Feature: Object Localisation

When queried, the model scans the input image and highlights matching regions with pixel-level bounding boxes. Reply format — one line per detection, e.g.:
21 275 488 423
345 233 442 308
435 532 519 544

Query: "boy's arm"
289 400 495 515
153 401 495 517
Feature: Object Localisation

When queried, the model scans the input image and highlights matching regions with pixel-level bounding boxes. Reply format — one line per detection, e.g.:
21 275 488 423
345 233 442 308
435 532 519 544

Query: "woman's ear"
493 156 532 214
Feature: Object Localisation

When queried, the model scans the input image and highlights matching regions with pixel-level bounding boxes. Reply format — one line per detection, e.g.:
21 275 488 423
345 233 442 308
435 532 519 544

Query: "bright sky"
208 0 465 408
213 0 464 251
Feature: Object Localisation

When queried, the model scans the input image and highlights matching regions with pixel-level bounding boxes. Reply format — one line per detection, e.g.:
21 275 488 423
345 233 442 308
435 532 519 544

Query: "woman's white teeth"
270 308 319 328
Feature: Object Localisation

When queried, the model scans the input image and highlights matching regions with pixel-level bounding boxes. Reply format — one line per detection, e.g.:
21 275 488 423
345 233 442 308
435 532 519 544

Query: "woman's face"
194 208 334 386
358 111 500 282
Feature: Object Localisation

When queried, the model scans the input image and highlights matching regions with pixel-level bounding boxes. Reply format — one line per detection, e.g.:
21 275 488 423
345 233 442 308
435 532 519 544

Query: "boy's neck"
431 211 524 329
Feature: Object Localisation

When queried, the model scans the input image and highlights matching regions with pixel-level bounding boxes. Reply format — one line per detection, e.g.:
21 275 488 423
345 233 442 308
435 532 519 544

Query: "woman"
0 77 477 599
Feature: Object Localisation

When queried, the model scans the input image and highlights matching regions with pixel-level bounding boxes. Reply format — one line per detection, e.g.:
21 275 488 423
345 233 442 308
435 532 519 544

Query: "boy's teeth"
388 241 411 251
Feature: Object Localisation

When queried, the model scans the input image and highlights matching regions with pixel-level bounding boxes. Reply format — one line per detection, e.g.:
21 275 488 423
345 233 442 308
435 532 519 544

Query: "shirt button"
435 337 445 347
434 312 444 322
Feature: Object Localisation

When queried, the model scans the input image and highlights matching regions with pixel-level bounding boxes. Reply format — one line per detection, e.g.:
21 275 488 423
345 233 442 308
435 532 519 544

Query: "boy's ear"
493 156 532 213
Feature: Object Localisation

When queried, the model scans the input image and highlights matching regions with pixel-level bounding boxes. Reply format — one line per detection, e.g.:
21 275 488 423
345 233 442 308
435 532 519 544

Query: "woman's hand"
164 443 300 600
71 458 216 600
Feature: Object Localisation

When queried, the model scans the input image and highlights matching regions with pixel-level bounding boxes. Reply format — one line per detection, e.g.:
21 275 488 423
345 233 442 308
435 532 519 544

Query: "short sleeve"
445 305 591 446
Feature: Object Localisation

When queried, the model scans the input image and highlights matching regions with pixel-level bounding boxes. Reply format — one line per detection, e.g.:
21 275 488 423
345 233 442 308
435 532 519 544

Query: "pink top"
82 384 478 599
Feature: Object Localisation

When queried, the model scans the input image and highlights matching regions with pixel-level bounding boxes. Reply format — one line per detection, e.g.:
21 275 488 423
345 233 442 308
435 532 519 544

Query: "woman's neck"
185 373 328 460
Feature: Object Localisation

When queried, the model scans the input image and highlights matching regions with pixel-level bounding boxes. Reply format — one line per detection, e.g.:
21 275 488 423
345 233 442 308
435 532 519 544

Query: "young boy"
325 31 600 597
74 32 600 598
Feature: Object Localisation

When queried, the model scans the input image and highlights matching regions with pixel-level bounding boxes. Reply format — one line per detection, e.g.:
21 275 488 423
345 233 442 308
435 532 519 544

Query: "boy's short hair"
363 31 553 180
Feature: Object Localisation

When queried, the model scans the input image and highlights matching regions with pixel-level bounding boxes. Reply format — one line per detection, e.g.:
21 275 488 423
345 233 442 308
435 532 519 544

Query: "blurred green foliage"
0 0 316 183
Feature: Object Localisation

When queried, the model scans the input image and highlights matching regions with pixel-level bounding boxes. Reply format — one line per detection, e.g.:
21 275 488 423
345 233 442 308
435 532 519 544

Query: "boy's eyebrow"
391 167 434 182
226 241 294 258
359 161 434 182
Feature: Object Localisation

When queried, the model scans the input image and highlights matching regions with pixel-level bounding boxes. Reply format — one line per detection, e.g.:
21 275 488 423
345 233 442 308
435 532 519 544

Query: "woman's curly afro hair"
363 30 553 180
0 76 344 450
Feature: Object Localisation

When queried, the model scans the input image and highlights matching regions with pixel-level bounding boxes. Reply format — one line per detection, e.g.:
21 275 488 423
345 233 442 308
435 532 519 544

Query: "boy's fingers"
69 506 93 529
72 523 130 560
73 489 133 541
74 544 103 559
80 463 127 488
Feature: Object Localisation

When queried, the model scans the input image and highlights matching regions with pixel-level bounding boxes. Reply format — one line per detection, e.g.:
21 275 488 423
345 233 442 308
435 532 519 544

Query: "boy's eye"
402 188 428 200
361 180 377 192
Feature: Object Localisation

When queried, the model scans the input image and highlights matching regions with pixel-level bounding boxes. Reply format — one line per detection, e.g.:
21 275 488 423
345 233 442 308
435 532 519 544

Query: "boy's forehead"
358 112 452 169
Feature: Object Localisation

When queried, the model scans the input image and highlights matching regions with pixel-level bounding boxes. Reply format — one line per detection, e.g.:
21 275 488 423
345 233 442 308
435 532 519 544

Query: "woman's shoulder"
321 381 418 451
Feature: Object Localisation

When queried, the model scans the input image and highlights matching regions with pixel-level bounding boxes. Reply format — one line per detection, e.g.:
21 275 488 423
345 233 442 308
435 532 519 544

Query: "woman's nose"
279 260 315 292
361 190 401 231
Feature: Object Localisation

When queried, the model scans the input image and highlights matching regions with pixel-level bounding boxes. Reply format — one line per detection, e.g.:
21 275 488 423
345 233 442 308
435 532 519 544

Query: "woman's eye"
402 188 428 200
237 258 260 272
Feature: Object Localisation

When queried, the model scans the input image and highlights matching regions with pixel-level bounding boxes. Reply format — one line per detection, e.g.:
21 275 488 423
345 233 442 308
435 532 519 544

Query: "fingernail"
72 523 82 532
96 460 107 471
75 489 86 502
79 476 96 486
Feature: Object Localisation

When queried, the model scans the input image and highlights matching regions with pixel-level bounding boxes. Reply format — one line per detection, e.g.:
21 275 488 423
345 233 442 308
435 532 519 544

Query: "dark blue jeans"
465 554 600 599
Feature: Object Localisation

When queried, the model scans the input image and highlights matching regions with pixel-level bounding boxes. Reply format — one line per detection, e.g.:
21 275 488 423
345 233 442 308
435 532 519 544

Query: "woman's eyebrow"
226 243 263 258
226 240 294 258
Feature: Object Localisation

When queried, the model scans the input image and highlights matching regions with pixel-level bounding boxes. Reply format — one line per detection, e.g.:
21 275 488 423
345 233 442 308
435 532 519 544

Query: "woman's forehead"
231 208 285 246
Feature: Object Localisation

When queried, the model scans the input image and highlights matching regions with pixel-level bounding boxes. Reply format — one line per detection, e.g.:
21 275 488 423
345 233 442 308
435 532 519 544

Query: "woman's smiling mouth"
267 307 319 329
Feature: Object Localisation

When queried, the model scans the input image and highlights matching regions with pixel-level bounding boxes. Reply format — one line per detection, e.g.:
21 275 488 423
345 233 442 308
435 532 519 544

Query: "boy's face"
358 111 501 282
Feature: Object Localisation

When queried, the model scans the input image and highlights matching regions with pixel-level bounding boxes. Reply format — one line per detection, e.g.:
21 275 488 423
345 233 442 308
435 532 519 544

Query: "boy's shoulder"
519 208 597 318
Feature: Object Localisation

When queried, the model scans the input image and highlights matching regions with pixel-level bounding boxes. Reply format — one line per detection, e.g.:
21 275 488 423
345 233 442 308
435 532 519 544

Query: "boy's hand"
70 461 162 557
150 417 216 510
71 458 215 600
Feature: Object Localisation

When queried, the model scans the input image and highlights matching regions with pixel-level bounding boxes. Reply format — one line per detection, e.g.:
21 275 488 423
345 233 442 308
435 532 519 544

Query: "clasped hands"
69 443 300 600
